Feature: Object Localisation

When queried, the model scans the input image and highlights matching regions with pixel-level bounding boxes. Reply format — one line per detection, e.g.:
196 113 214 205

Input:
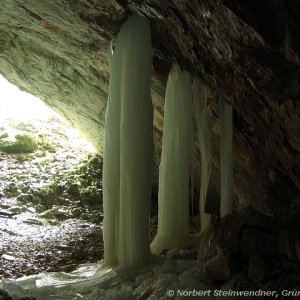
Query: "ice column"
103 15 153 267
102 33 121 267
220 97 233 218
193 78 211 232
151 64 193 255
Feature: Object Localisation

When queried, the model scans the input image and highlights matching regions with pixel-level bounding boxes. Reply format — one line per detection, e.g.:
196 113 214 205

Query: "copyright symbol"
167 290 175 297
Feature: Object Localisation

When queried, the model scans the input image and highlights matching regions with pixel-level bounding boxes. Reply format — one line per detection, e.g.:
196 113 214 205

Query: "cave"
0 0 300 299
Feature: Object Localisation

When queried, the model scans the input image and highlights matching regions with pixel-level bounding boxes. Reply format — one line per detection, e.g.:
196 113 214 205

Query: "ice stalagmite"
220 97 233 218
151 64 193 255
103 15 153 267
193 78 211 232
102 35 121 267
118 16 153 267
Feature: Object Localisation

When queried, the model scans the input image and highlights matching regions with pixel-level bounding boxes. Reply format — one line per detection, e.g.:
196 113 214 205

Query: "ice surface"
102 15 153 266
1 256 213 299
219 97 233 217
151 64 193 255
193 78 211 232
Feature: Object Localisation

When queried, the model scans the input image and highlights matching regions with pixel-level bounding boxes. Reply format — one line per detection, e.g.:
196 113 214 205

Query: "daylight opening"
0 74 96 153
0 75 104 279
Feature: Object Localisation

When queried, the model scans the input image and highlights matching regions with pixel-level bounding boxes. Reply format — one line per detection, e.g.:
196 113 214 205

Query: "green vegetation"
0 133 38 153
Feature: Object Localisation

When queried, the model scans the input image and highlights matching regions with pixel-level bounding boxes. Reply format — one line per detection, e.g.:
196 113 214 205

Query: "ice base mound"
1 252 213 300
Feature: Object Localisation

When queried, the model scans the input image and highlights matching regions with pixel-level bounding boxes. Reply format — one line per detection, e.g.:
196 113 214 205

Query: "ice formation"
151 64 193 255
1 249 210 300
193 78 211 232
219 97 233 217
103 15 153 267
102 27 121 267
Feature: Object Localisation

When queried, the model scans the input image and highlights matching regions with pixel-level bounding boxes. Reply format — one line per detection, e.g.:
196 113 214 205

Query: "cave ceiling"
0 0 299 218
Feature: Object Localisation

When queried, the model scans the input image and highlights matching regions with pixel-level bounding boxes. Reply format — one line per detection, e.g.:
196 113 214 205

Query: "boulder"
248 255 270 280
241 229 276 260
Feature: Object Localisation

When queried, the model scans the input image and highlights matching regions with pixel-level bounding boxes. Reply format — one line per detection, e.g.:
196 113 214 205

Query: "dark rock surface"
199 207 300 293
0 1 299 216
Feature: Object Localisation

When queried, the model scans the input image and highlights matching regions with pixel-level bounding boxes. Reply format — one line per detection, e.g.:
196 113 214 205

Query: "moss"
0 134 38 153
0 132 9 140
49 154 103 205
37 134 56 152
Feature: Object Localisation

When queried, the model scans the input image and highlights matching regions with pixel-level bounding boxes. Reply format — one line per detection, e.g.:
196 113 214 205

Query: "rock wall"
0 0 299 218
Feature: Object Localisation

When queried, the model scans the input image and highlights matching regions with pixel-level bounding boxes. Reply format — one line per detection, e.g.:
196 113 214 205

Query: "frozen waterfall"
103 15 153 267
151 64 193 255
220 97 233 218
193 78 211 232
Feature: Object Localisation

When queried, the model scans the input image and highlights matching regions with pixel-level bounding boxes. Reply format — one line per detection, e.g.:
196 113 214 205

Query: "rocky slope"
0 118 104 278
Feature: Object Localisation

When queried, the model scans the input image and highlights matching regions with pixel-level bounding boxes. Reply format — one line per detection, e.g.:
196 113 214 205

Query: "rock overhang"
0 0 299 217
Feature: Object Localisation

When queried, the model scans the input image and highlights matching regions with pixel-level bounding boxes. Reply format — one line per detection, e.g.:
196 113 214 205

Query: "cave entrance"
0 75 104 278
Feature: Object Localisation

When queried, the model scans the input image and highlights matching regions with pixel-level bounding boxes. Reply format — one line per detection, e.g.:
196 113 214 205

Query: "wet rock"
0 289 13 300
178 273 207 289
244 207 275 232
166 248 180 259
34 204 46 212
71 208 82 218
0 210 16 218
296 236 300 260
236 280 256 291
214 213 245 252
135 272 153 285
248 255 270 280
79 223 91 229
0 203 11 209
17 194 31 203
176 260 198 274
3 183 21 198
204 251 230 282
27 207 36 213
167 248 198 260
43 194 60 207
241 229 276 260
39 210 54 219
22 218 43 225
134 273 177 299
58 264 77 272
8 206 22 214
2 254 16 261
153 260 176 275
278 230 297 260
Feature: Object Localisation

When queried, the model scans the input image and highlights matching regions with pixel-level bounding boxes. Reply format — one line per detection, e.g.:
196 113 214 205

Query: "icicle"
220 96 233 218
103 15 153 267
151 64 193 255
193 78 211 232
118 15 153 267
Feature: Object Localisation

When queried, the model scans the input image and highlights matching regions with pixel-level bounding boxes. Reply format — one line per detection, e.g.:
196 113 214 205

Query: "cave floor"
0 208 103 278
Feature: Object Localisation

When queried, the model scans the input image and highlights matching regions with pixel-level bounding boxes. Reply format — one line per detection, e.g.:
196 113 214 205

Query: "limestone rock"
214 213 245 252
241 229 276 260
204 251 230 282
248 255 270 280
0 289 13 300
278 230 297 260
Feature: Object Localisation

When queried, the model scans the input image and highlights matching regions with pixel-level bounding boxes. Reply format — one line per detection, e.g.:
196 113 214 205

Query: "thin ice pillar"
151 64 193 254
193 78 211 232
